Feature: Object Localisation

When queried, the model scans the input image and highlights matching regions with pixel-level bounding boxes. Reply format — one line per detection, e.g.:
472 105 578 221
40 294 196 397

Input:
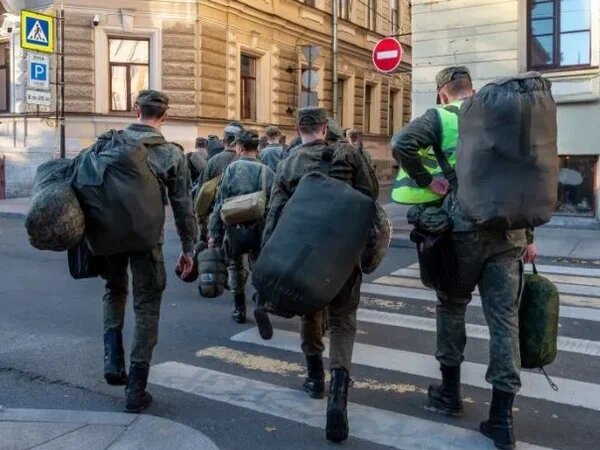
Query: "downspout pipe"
332 0 338 121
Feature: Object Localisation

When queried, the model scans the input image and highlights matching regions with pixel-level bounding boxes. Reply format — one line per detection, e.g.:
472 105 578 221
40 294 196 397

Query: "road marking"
360 283 600 322
232 329 600 412
375 276 600 302
392 268 600 288
401 263 600 278
150 362 552 450
356 309 600 357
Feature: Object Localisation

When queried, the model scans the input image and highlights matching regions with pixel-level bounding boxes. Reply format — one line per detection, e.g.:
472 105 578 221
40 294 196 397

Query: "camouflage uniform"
103 122 196 366
392 66 529 393
263 118 378 372
209 157 274 295
201 147 237 185
259 144 285 173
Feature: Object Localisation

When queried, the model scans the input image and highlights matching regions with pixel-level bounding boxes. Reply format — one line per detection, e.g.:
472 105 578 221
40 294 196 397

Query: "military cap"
297 107 328 126
135 89 169 109
346 128 360 138
224 121 244 141
265 126 281 137
236 130 260 148
326 118 343 142
435 66 471 90
195 137 207 148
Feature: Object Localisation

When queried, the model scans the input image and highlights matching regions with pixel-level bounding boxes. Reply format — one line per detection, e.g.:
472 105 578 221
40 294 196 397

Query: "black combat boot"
326 368 350 443
480 388 516 450
302 355 325 399
103 330 128 386
124 363 153 413
231 293 247 324
426 364 463 416
252 293 273 340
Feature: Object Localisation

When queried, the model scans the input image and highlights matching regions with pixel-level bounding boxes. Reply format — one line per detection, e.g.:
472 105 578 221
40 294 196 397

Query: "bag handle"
531 261 538 275
261 164 267 193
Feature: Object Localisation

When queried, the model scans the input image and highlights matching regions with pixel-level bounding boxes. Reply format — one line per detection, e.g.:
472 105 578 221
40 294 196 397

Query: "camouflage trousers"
436 230 526 394
102 243 166 366
227 254 255 295
301 267 362 372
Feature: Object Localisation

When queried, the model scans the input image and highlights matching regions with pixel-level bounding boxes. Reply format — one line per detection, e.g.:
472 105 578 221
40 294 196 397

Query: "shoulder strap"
260 164 268 193
320 145 335 176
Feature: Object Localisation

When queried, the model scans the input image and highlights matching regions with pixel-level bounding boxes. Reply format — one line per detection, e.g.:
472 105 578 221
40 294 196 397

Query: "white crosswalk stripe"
148 261 600 449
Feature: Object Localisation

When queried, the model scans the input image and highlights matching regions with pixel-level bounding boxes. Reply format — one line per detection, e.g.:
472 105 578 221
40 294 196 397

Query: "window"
364 84 373 133
367 0 377 31
389 88 401 135
338 0 350 20
241 54 257 121
0 42 9 112
528 0 591 69
301 0 316 6
109 38 149 112
557 155 597 216
337 77 345 127
391 0 399 34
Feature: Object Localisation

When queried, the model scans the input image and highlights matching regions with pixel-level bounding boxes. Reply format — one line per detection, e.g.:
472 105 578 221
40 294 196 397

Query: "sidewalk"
0 408 219 450
3 197 600 261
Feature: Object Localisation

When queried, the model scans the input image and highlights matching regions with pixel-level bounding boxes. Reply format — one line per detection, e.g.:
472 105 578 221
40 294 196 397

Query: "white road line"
375 276 600 301
360 283 600 322
391 268 600 288
232 329 600 412
356 309 600 357
402 263 600 278
150 362 552 450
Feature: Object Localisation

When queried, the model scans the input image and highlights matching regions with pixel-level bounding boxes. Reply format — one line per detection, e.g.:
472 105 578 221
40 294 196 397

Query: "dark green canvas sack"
519 263 559 370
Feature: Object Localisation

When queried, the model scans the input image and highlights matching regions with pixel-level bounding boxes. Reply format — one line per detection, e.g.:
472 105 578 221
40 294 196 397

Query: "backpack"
194 174 221 218
519 263 560 370
220 164 268 226
457 72 558 229
72 130 165 256
253 146 376 317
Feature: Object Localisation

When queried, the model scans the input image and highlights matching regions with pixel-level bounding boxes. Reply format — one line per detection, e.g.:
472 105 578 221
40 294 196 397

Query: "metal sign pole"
59 6 65 159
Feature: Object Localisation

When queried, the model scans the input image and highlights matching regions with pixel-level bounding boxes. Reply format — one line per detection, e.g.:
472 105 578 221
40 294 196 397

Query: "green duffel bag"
519 263 559 369
197 247 228 299
194 174 222 218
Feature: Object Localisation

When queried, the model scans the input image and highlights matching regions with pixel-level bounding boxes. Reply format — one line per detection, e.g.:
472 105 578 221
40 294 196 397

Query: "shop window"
556 155 597 216
109 38 149 112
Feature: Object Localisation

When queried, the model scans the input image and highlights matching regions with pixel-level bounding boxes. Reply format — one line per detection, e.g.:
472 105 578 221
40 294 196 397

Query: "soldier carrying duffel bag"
254 107 378 443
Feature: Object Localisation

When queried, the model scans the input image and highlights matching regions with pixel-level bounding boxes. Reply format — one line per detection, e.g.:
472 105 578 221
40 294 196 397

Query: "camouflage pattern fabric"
201 148 238 186
258 144 285 173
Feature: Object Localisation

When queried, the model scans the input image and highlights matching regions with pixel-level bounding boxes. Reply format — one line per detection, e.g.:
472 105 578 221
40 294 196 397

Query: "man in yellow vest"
392 67 537 450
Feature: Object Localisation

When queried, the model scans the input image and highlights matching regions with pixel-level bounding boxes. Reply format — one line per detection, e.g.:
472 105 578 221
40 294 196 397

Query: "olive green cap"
435 66 471 90
135 89 170 109
326 118 343 142
346 128 360 138
297 107 328 126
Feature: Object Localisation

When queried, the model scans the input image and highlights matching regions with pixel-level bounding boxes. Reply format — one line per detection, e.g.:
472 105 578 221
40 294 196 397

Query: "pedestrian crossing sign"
20 10 54 53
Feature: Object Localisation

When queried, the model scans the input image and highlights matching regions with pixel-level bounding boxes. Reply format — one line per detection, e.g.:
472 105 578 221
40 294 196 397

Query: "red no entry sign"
372 37 403 73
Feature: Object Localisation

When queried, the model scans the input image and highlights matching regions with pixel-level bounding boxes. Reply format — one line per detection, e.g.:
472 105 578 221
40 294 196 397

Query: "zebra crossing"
149 261 600 450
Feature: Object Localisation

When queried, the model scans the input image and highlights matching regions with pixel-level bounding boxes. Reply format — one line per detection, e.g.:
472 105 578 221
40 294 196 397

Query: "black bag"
67 239 105 279
519 263 559 369
224 223 262 259
253 147 376 317
198 247 228 298
457 72 558 229
72 130 165 256
410 229 462 296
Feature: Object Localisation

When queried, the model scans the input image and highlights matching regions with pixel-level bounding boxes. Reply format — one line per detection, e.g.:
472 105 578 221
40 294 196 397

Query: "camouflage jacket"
123 123 197 254
209 157 275 243
258 144 285 173
201 147 238 185
263 139 379 245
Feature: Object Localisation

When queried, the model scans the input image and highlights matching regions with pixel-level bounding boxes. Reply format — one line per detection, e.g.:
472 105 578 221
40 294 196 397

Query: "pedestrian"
201 122 244 185
102 90 196 413
258 126 285 172
391 66 537 450
207 135 225 159
208 130 274 339
263 107 378 442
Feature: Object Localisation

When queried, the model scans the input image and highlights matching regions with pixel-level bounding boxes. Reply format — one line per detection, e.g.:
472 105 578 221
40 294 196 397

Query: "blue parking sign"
21 10 54 53
27 53 50 89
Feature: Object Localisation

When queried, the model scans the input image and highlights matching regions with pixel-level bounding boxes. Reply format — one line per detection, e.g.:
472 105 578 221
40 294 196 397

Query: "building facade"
0 0 411 198
412 0 600 223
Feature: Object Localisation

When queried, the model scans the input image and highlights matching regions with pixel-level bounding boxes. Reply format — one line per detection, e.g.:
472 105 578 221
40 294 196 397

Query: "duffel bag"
198 247 228 298
519 263 559 369
253 153 375 317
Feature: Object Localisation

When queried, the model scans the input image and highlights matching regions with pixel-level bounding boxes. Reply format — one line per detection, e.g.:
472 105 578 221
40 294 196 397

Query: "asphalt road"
1 215 599 450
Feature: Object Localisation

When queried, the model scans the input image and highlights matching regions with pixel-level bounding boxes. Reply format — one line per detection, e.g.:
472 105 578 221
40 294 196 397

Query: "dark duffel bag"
253 169 375 318
224 223 262 259
519 263 559 369
67 239 105 279
410 229 462 297
198 247 228 298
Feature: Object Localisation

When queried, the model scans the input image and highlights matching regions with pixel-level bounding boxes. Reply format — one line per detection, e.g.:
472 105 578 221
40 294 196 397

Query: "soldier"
201 122 244 185
188 137 209 243
208 130 274 339
391 67 537 450
346 129 362 149
102 90 196 413
258 126 285 172
263 107 378 442
207 135 225 159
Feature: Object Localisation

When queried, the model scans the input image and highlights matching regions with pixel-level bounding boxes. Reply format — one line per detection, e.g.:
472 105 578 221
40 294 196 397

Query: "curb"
0 211 26 219
390 232 413 249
